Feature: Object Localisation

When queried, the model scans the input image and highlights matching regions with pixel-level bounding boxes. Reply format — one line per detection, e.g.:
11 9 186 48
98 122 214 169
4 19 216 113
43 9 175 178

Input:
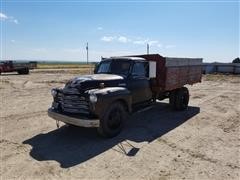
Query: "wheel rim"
107 108 122 129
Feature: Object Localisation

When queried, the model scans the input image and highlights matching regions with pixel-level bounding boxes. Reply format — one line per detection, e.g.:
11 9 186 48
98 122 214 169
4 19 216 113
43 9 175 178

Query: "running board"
134 105 154 114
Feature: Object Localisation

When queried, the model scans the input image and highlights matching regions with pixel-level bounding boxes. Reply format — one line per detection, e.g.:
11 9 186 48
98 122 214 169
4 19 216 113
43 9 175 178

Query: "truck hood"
64 74 126 91
73 74 124 81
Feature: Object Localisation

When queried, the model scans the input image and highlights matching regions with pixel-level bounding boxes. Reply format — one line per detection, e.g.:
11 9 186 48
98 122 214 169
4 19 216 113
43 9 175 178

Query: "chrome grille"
60 87 89 114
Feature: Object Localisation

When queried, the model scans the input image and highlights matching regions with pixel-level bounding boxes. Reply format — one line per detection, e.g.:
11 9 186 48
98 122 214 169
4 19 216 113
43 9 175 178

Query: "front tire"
97 102 126 138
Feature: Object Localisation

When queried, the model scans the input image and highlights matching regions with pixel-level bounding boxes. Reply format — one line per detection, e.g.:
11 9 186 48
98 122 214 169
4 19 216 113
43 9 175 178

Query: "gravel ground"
0 71 239 180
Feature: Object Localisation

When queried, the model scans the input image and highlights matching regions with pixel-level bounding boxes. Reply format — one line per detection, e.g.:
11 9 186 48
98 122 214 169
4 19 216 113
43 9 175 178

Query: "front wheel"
97 102 126 138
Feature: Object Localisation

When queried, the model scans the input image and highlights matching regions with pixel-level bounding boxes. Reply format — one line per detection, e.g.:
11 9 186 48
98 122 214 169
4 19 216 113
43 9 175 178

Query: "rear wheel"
24 68 29 74
169 90 177 109
169 87 189 111
18 68 29 75
97 102 126 138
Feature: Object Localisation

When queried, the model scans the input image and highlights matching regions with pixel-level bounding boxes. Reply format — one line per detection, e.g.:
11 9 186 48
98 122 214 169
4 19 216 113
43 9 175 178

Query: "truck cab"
95 57 154 105
48 54 202 137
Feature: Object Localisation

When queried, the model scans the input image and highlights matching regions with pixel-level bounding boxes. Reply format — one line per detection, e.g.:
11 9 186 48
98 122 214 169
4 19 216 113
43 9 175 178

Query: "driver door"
128 61 152 104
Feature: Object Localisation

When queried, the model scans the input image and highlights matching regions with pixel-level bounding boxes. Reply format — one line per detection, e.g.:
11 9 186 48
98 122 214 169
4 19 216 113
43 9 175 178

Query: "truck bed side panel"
165 66 202 91
164 58 202 91
126 54 202 92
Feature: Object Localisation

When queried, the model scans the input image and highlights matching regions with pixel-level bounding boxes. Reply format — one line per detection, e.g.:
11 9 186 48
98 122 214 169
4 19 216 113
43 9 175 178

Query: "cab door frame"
127 61 152 104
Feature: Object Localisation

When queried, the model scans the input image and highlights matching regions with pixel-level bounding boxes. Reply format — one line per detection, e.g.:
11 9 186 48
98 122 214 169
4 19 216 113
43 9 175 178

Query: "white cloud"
101 36 116 42
0 12 8 20
13 19 19 24
133 39 160 47
100 35 164 48
0 12 19 24
97 27 103 30
118 36 129 43
148 40 159 46
133 40 147 45
101 35 131 43
33 48 47 53
165 45 176 49
11 40 16 43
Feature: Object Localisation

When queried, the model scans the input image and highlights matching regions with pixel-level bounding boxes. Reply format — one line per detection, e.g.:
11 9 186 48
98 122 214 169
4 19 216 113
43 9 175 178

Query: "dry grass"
34 63 95 74
37 63 94 69
33 68 94 75
203 74 240 83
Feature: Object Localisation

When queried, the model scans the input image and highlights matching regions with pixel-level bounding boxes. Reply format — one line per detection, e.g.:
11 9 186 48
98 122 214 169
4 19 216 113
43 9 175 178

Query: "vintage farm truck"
48 54 202 137
0 61 37 75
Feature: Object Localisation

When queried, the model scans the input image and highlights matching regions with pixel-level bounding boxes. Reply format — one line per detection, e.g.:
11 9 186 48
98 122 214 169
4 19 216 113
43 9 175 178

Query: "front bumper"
48 108 100 127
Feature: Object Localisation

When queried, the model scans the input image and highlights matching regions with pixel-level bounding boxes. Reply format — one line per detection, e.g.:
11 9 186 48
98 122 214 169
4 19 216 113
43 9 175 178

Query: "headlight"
51 89 58 97
89 93 97 103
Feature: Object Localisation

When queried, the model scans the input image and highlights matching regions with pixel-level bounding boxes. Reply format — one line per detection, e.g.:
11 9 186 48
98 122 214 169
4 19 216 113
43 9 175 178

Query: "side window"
132 62 148 77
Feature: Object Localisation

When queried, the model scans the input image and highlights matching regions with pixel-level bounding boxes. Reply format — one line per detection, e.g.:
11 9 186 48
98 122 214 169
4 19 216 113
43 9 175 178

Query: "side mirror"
149 61 156 78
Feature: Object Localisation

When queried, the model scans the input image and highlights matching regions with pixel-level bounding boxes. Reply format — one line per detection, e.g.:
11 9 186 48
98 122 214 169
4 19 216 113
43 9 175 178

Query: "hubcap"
107 108 122 129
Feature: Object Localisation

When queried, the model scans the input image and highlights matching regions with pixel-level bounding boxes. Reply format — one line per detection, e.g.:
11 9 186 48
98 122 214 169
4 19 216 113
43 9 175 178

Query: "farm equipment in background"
0 61 37 75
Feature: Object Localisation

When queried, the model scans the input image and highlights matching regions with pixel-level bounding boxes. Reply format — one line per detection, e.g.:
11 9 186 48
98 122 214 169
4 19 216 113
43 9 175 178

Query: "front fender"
87 87 132 117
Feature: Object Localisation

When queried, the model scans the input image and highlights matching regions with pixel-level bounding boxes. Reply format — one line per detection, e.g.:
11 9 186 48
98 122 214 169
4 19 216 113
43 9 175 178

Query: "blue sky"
0 0 239 62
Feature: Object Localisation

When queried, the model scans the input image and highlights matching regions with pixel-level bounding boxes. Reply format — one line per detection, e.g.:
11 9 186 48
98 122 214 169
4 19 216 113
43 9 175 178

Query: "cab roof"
104 56 145 61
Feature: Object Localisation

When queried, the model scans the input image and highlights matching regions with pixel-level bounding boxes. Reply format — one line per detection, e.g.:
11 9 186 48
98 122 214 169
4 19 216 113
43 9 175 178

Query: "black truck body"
48 54 202 137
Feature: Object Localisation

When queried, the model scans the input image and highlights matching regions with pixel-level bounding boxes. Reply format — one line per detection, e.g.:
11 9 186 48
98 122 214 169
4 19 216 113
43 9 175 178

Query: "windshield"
96 60 131 76
97 61 111 73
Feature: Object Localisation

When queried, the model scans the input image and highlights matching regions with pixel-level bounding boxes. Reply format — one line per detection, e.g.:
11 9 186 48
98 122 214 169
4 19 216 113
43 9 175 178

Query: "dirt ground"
0 71 239 180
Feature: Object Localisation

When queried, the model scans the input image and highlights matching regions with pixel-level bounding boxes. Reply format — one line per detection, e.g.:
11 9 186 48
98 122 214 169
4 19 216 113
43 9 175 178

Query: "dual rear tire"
169 87 189 111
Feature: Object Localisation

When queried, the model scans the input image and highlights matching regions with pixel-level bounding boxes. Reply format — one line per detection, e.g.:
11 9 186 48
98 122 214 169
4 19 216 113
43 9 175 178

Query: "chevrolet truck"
48 54 202 137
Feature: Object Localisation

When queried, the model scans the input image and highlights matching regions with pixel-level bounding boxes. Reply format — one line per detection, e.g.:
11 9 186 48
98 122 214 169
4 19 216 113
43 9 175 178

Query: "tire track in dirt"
198 90 240 115
157 138 240 170
22 80 31 89
198 91 238 106
1 110 47 121
218 113 240 133
0 139 31 161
